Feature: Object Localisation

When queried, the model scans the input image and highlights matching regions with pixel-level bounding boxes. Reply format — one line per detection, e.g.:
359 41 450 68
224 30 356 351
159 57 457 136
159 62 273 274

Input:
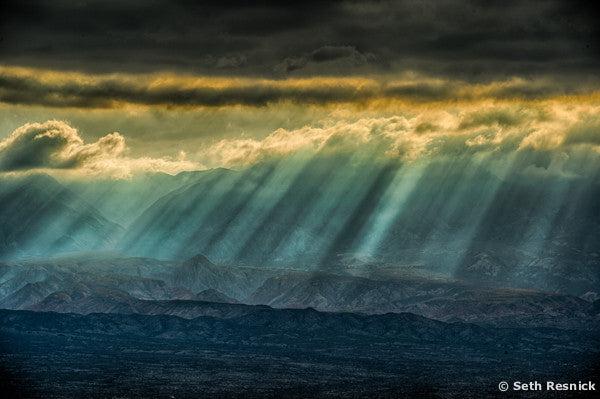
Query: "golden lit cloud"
1 65 599 180
0 120 201 178
200 101 600 180
1 66 599 110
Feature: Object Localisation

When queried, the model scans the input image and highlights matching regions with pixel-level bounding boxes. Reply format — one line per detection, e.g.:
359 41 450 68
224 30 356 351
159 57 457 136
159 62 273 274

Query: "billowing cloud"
0 120 200 178
3 101 599 181
201 102 600 179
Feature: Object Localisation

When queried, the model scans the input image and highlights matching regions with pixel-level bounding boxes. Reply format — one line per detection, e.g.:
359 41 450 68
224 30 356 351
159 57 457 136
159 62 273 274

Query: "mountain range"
1 164 598 298
0 174 122 259
1 169 598 396
1 252 597 330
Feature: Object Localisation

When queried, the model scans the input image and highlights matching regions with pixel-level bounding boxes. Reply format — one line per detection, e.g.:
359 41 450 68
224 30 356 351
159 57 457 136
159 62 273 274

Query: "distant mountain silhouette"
196 289 240 304
0 254 597 330
168 253 290 300
246 272 597 329
0 174 122 259
2 159 599 299
62 169 230 227
114 160 599 296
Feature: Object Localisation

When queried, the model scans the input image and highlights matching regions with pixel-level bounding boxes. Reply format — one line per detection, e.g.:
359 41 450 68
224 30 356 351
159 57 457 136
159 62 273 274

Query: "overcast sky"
1 0 598 79
0 1 598 178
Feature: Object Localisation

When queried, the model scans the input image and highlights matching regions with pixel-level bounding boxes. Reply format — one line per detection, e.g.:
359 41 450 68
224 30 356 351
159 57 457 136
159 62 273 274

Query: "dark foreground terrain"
1 309 598 398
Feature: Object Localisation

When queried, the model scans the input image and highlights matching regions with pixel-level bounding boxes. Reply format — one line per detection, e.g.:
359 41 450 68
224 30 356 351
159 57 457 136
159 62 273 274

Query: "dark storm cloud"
0 69 382 108
0 0 598 80
274 45 375 74
2 67 597 109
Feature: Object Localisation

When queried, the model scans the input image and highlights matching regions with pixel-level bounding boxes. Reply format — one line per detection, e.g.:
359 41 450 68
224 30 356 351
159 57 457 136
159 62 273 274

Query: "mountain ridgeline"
0 153 599 297
0 249 598 397
3 307 598 398
0 174 122 259
0 253 598 330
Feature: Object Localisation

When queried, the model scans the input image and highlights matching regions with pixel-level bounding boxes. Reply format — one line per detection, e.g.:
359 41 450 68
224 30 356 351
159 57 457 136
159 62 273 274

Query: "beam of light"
505 149 600 290
449 148 581 282
274 154 395 267
57 175 185 228
543 150 600 257
201 152 322 264
8 180 118 259
316 160 401 268
205 151 319 265
414 152 510 276
360 155 475 268
230 152 356 266
355 162 424 258
120 169 241 259
156 170 248 260
187 162 281 261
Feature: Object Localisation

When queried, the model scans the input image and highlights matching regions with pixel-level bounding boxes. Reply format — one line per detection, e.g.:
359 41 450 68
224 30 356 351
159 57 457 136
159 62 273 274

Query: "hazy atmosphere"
1 1 598 397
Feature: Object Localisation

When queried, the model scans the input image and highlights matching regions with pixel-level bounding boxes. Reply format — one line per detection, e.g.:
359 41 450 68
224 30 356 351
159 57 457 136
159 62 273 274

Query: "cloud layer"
202 102 600 179
3 100 599 181
0 120 199 178
1 66 598 109
1 1 598 80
